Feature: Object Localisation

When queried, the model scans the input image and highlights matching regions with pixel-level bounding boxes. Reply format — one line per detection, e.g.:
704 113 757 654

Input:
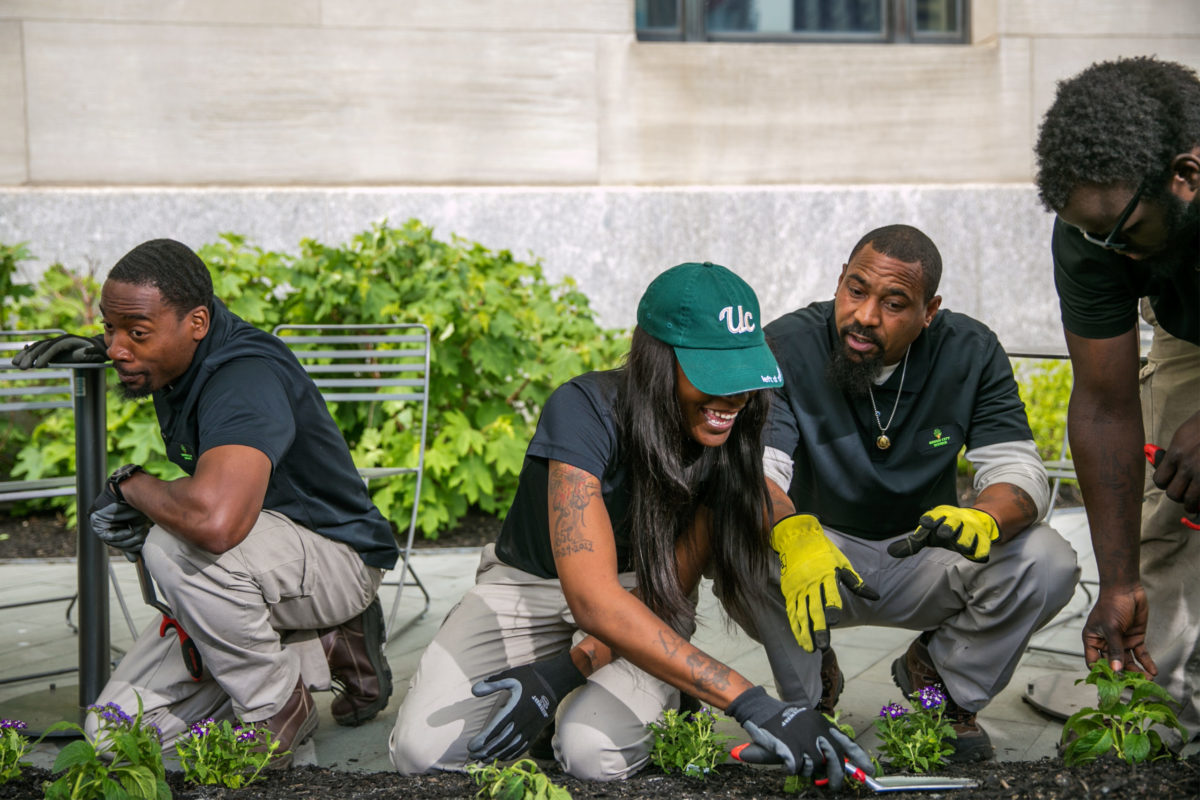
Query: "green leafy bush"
466 758 572 799
1061 660 1185 766
3 223 626 538
646 706 731 779
1012 356 1074 464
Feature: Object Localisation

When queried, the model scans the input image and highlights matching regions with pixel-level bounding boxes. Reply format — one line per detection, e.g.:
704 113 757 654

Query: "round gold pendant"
876 434 891 450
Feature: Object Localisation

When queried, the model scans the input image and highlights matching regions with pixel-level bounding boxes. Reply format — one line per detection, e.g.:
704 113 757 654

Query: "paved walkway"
0 508 1098 773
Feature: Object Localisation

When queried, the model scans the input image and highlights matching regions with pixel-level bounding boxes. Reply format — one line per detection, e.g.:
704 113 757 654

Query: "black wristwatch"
107 463 145 503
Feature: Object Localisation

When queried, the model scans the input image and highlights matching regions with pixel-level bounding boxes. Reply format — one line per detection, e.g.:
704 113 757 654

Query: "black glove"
726 686 873 788
467 651 586 761
88 482 151 563
11 334 107 369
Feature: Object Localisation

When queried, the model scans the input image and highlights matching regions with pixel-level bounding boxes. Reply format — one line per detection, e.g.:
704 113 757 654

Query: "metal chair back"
0 329 76 501
272 323 432 640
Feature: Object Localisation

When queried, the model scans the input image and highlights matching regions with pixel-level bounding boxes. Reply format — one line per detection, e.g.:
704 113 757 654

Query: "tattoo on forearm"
1007 485 1037 524
549 465 598 558
576 641 602 676
686 652 732 693
658 630 682 659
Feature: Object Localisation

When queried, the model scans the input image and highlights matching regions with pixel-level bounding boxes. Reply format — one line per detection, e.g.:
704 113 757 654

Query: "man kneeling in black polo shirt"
12 239 399 765
748 224 1080 762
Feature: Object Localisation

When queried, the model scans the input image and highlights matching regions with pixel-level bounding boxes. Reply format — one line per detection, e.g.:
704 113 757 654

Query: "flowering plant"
42 697 170 800
646 706 731 779
0 719 31 784
873 685 956 773
175 718 280 788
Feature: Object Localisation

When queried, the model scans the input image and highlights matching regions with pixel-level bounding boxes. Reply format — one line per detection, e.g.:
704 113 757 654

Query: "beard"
827 324 885 398
1144 192 1200 279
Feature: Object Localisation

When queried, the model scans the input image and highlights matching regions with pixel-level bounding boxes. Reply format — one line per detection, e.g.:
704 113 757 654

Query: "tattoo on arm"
549 465 598 558
1007 484 1037 525
685 652 732 694
658 630 682 659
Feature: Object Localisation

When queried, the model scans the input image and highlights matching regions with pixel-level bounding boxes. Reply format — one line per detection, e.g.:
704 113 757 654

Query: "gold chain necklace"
866 344 910 450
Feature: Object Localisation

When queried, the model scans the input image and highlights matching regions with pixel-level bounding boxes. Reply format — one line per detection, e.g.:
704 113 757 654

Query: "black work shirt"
1052 216 1199 345
495 370 634 578
763 301 1032 540
153 299 399 570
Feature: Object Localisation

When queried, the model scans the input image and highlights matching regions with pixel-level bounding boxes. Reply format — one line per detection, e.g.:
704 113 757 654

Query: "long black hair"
614 327 774 635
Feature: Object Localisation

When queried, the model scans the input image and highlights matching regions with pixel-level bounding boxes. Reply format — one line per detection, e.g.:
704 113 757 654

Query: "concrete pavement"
0 507 1098 772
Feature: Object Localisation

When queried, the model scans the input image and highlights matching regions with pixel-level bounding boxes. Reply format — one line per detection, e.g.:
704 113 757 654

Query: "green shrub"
1061 660 1184 766
3 222 626 538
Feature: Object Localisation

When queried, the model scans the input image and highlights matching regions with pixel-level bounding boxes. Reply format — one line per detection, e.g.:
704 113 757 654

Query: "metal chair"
0 330 137 689
273 323 432 641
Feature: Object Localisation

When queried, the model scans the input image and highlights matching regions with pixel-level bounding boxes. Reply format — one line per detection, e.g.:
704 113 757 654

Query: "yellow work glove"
887 505 1000 563
772 514 878 653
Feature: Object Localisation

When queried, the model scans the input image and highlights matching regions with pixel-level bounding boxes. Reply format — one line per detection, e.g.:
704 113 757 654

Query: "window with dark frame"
635 0 968 44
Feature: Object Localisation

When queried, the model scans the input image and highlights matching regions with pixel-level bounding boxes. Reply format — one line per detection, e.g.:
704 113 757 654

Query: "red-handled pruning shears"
133 554 204 681
730 746 977 792
1143 444 1200 530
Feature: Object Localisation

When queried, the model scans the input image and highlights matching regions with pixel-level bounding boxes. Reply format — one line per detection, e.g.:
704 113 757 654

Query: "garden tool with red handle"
133 554 204 680
1143 444 1200 530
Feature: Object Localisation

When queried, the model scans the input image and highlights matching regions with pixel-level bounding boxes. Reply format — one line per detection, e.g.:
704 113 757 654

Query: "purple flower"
879 702 908 720
1 719 28 730
188 718 216 738
917 685 946 711
88 702 133 728
236 729 258 743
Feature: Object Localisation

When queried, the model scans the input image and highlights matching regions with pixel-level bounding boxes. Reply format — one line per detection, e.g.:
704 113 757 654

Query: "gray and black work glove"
11 334 107 369
727 686 873 789
467 651 586 761
88 482 151 563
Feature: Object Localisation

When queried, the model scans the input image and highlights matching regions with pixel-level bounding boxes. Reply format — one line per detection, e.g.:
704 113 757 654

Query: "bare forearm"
973 482 1038 543
119 472 240 552
577 592 753 708
1070 396 1144 589
767 478 796 524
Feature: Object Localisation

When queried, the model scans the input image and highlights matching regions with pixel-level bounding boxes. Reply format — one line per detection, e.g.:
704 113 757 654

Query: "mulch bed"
1 755 1197 799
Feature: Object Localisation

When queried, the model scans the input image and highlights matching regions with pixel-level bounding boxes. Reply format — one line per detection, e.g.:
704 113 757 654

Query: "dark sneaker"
319 596 394 726
819 648 844 717
262 677 319 769
891 635 995 762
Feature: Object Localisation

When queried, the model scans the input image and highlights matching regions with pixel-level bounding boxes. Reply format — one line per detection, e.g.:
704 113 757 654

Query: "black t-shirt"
153 299 399 570
495 370 635 579
763 301 1032 540
1052 216 1199 344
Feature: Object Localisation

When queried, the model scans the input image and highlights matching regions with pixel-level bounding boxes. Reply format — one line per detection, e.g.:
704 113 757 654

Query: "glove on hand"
11 334 107 369
887 505 999 563
88 482 151 563
727 686 873 788
773 514 877 652
468 650 586 761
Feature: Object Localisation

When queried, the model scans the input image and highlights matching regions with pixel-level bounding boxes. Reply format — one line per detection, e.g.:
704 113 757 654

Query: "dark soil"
1 755 1197 799
0 507 502 560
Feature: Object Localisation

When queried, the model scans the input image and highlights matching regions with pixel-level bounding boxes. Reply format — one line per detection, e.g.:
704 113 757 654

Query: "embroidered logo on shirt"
719 305 756 334
928 428 951 448
178 444 194 462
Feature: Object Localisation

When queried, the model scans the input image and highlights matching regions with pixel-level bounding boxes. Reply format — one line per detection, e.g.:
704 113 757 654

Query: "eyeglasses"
1077 180 1147 253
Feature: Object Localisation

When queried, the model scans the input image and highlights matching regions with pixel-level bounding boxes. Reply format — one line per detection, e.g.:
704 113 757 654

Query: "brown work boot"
262 677 319 769
319 596 394 726
891 635 995 762
819 648 844 717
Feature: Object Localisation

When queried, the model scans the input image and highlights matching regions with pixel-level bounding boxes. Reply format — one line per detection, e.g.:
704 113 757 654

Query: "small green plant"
175 717 280 789
1061 660 1185 766
42 698 170 800
0 719 31 784
466 758 572 799
646 705 731 779
873 685 956 773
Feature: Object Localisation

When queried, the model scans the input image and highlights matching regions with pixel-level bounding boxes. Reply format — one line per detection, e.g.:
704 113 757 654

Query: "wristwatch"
107 463 145 503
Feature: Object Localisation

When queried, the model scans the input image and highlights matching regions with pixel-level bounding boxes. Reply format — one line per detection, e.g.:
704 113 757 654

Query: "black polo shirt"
763 301 1032 540
1052 216 1199 345
153 299 399 570
495 370 635 579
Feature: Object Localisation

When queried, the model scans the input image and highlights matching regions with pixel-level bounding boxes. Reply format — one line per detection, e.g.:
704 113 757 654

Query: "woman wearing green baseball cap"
390 262 872 788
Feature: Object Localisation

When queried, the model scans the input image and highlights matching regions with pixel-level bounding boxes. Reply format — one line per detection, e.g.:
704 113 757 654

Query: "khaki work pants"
389 544 680 782
1139 302 1200 746
86 510 383 745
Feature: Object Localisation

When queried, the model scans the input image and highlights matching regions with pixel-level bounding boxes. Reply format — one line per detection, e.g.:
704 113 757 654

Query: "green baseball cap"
637 262 783 396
